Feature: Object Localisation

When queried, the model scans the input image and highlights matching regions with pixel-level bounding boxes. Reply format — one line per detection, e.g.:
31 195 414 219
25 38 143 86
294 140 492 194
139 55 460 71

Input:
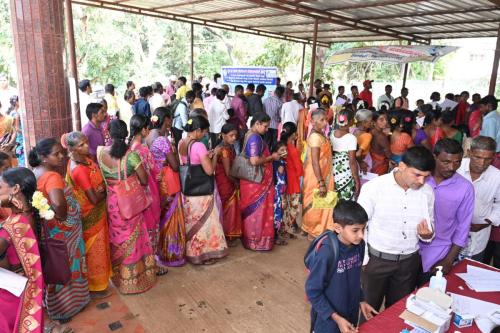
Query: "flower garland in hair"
32 191 55 220
151 115 159 125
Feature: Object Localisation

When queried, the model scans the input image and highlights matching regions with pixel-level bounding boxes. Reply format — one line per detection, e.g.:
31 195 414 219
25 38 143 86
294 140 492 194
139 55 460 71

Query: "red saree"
215 144 242 240
240 134 275 251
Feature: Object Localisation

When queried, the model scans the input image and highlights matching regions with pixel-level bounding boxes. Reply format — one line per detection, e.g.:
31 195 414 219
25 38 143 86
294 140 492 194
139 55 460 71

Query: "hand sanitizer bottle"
429 266 447 293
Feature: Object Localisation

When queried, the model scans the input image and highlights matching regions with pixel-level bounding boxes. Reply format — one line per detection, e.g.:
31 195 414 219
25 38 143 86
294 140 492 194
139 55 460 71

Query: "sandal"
156 266 169 276
274 238 288 246
90 289 112 299
203 258 217 265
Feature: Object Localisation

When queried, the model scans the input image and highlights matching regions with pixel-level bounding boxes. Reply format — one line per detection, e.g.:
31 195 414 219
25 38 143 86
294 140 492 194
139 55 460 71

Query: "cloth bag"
312 189 338 209
230 133 263 183
40 221 71 285
179 140 214 196
112 152 152 219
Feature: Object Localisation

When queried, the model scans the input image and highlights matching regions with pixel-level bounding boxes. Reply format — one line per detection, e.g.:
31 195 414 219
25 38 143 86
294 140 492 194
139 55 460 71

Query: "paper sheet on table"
455 264 500 292
335 97 346 106
0 267 27 297
440 98 458 110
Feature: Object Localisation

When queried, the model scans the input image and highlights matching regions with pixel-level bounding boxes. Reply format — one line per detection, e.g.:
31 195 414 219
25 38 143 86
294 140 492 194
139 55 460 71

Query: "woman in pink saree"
239 113 280 251
97 120 157 294
128 115 162 263
0 168 44 333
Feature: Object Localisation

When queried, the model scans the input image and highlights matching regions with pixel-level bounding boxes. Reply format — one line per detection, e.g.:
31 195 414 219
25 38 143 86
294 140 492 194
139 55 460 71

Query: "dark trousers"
361 251 421 311
264 128 278 151
172 127 183 149
483 240 500 269
209 133 221 150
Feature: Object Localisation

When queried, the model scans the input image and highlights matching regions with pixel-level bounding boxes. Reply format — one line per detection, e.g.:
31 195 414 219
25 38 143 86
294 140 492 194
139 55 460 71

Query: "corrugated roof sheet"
73 0 500 45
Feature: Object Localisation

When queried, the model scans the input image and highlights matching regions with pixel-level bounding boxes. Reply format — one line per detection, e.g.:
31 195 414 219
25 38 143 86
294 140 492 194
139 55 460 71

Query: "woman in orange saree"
63 132 112 295
0 168 44 333
301 109 335 239
239 113 280 251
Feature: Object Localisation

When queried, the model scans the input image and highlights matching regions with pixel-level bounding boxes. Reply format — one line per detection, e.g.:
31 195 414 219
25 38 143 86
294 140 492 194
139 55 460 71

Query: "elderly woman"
63 131 112 297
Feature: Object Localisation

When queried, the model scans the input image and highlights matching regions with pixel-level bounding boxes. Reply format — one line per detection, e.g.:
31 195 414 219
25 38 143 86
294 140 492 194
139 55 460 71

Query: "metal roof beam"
73 1 330 46
318 28 499 40
244 0 430 44
358 5 500 21
185 5 256 16
152 0 209 11
323 0 426 11
386 18 500 29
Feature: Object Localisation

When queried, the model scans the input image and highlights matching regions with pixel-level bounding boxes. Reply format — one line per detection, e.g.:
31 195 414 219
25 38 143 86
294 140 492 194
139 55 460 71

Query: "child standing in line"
305 200 378 333
281 122 303 237
272 141 288 246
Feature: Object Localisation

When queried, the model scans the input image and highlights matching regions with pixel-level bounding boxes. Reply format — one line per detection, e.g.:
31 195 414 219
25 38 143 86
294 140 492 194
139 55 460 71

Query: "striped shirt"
358 171 435 260
263 95 282 129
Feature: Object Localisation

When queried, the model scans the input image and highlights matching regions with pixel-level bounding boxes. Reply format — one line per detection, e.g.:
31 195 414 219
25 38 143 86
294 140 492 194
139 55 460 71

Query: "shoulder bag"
40 219 71 285
112 151 152 219
179 140 214 196
230 133 263 183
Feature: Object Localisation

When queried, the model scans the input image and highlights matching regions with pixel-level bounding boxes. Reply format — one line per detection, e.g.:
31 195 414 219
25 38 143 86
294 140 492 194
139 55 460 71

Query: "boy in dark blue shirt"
305 200 378 333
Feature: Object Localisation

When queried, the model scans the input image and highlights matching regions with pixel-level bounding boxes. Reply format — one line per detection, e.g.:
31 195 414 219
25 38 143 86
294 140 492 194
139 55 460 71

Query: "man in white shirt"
358 146 435 311
149 82 166 113
208 73 221 92
172 90 194 147
207 88 229 148
280 93 301 125
377 84 394 110
457 136 500 264
78 79 92 127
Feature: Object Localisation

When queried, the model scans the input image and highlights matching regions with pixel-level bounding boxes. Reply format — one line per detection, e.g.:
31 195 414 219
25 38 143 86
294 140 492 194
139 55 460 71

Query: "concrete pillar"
10 0 72 149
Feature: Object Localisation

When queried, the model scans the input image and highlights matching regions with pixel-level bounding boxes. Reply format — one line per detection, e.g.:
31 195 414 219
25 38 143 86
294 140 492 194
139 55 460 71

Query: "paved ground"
69 237 311 333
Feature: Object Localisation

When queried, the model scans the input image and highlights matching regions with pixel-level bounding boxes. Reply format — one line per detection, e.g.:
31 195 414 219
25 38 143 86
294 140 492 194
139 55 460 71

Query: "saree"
179 140 228 264
301 132 334 238
150 135 186 267
215 144 242 240
97 148 157 294
130 142 162 252
370 151 389 175
66 158 111 292
332 152 355 200
37 172 90 320
370 129 390 176
0 214 44 333
296 108 308 154
240 134 275 251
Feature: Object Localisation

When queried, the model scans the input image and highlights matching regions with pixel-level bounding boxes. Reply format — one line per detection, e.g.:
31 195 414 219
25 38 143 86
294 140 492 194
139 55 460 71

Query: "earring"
11 196 23 210
8 193 13 204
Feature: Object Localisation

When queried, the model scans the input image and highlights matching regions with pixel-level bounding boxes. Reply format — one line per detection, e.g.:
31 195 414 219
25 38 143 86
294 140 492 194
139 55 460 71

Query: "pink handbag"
112 152 152 219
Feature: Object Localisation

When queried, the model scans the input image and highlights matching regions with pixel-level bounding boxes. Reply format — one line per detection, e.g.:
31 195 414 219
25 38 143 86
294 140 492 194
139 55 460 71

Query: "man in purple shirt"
419 139 474 280
231 85 248 131
82 102 107 160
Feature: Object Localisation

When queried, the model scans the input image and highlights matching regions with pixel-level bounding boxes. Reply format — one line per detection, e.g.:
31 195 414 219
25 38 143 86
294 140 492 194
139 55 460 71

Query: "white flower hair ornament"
32 191 55 220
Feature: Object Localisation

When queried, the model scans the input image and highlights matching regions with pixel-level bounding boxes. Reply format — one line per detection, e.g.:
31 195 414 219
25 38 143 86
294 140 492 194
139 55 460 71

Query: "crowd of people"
0 72 499 333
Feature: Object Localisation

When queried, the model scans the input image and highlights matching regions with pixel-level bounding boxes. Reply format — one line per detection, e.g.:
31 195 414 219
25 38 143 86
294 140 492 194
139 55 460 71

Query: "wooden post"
64 0 81 131
300 43 306 83
488 23 500 95
308 19 318 97
190 23 194 83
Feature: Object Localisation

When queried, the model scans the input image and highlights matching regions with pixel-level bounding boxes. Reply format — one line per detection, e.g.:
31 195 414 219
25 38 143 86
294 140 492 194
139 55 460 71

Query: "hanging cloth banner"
326 45 458 65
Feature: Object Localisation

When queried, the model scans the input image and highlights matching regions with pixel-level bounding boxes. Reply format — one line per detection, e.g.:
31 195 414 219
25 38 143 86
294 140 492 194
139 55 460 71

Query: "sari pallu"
44 187 90 320
130 142 162 252
0 214 44 333
333 151 355 201
301 132 334 238
98 148 157 294
370 151 389 176
215 144 242 240
240 134 275 251
66 160 111 292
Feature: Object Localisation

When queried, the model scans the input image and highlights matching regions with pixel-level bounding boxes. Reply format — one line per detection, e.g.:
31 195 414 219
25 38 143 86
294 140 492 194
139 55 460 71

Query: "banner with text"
222 66 278 98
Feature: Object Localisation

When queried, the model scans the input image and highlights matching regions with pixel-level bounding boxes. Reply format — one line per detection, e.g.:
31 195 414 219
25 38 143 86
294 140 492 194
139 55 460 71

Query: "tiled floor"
66 237 310 333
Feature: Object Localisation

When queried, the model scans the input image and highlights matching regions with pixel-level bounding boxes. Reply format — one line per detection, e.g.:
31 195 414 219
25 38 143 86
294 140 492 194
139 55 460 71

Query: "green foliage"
0 0 15 84
251 40 300 77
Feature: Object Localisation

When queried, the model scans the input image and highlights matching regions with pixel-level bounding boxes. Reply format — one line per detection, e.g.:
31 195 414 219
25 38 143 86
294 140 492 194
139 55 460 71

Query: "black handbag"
179 140 214 196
